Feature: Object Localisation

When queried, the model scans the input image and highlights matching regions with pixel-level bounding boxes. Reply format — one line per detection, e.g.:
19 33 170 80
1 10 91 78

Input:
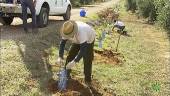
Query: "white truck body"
0 0 72 27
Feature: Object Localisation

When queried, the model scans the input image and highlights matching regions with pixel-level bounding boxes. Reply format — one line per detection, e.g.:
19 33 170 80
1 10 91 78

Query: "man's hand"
56 57 64 65
66 61 76 69
13 0 17 4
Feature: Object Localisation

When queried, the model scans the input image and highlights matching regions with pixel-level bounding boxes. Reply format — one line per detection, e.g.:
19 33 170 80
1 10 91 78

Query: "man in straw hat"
57 20 96 86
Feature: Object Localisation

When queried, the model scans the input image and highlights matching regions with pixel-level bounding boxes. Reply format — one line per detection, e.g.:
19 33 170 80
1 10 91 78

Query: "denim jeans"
21 0 36 30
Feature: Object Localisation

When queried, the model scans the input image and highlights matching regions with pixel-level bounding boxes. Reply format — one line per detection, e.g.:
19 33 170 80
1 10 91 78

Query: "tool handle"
60 59 67 70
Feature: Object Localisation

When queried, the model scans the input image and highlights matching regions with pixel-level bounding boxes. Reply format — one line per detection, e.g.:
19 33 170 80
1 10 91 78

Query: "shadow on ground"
0 19 65 95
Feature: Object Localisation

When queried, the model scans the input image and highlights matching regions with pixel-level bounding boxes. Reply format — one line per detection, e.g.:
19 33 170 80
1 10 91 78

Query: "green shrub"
125 0 137 12
137 0 157 22
70 0 81 7
70 0 104 7
125 0 170 31
155 0 170 30
80 0 93 4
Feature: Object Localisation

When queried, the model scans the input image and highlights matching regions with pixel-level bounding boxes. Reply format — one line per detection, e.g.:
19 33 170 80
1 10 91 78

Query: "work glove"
66 60 76 69
56 57 64 65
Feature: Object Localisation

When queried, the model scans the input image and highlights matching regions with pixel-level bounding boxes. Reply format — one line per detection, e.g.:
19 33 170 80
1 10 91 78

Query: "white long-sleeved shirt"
114 21 125 27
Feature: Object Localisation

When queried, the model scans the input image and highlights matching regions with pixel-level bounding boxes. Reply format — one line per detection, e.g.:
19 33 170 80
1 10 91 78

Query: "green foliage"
137 0 157 21
125 0 170 31
151 82 161 92
70 0 106 7
125 0 137 12
155 0 170 30
70 0 81 7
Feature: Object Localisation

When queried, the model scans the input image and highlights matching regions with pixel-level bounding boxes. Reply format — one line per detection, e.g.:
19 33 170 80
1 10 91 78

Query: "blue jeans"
21 0 36 30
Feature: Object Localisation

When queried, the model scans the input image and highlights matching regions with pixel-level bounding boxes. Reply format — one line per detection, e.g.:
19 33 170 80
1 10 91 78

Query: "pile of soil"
47 78 115 96
94 49 121 64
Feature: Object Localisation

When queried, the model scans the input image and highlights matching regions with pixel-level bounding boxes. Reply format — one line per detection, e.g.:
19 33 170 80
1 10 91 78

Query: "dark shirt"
59 39 88 62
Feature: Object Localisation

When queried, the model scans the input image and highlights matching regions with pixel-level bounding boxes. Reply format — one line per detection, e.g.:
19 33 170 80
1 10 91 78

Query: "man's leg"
65 44 80 78
21 2 28 32
121 26 125 31
26 0 37 30
120 26 126 35
83 41 94 83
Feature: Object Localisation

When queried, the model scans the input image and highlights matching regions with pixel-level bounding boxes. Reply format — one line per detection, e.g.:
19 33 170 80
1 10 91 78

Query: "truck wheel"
0 17 14 25
63 6 71 21
37 7 49 27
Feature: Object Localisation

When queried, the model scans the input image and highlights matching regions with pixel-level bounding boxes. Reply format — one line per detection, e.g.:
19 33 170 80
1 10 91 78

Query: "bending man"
57 20 96 86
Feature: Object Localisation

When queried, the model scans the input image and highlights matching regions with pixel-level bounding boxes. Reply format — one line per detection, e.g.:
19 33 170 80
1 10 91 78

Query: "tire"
63 6 71 21
0 17 14 25
37 7 49 28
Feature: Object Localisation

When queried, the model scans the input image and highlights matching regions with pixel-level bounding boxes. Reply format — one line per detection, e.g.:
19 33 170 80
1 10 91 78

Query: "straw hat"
60 20 78 39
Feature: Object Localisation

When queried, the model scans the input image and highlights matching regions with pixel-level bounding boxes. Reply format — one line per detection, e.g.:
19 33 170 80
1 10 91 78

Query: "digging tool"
112 27 122 52
57 61 67 91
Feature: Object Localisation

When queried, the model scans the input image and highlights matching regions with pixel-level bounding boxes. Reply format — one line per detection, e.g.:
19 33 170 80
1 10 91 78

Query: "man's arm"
59 39 67 59
74 42 88 62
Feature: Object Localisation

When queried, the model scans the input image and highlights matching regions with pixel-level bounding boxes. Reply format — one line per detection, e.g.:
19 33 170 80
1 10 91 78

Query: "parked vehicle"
0 0 72 27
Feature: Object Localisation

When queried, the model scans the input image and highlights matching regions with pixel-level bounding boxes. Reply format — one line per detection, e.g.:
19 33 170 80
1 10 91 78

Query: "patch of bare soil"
94 49 122 65
47 78 115 96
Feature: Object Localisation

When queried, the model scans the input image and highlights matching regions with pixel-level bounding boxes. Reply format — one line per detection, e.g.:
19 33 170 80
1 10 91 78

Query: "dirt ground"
47 78 116 96
0 0 120 96
94 49 122 64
